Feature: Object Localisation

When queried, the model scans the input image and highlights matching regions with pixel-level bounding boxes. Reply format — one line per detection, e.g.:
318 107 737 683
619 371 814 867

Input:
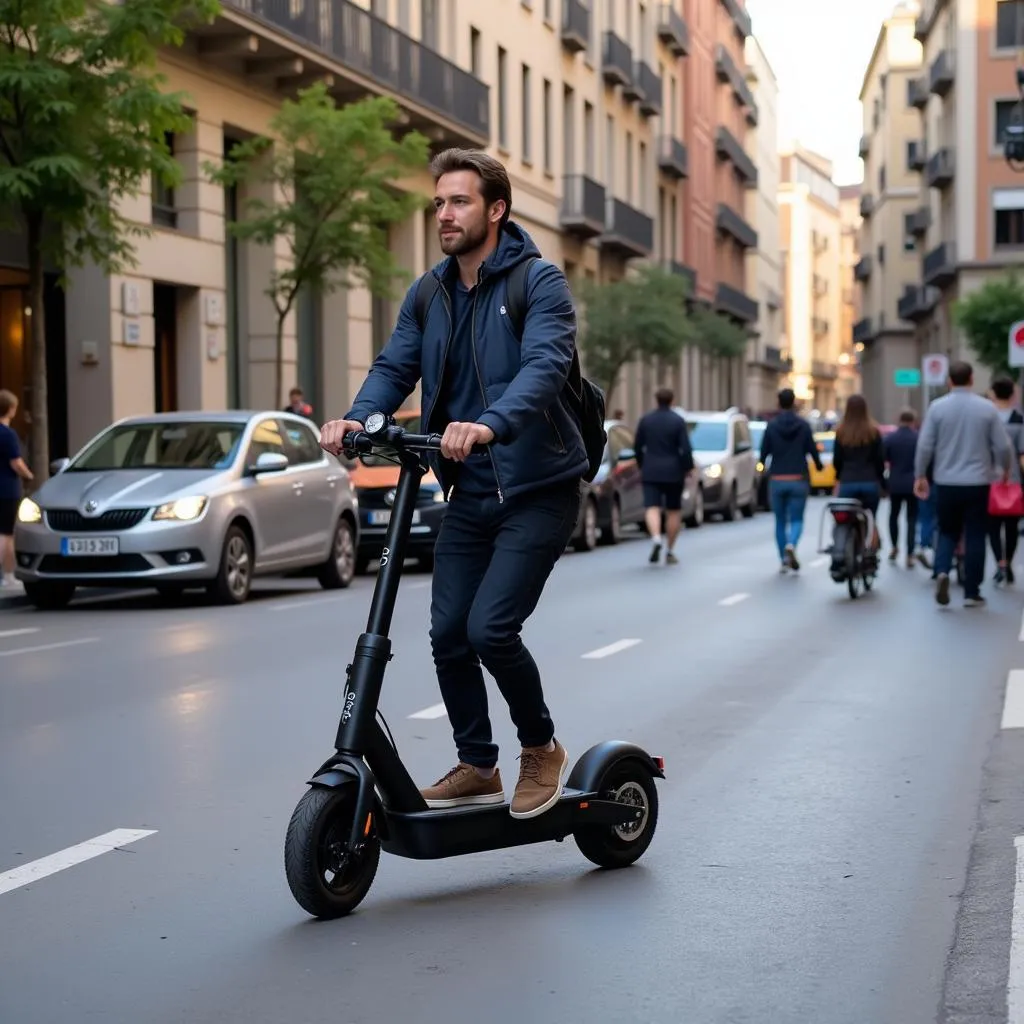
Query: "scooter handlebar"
342 426 490 457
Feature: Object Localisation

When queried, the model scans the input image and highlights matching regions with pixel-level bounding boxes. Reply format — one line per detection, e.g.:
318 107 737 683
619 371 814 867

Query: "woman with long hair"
833 394 886 551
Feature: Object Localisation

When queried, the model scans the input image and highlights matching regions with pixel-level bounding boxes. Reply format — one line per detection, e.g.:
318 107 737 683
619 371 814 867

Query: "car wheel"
318 517 356 590
209 525 253 605
573 497 599 552
24 581 75 610
722 484 738 522
599 498 621 546
741 489 757 518
685 486 704 529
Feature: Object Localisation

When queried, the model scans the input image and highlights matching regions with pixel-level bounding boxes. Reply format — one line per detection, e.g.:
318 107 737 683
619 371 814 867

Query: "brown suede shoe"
509 740 569 819
421 763 505 809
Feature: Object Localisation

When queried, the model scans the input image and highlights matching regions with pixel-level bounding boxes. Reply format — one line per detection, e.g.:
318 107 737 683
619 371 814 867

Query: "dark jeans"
889 493 918 556
935 484 990 599
989 515 1020 566
429 480 581 768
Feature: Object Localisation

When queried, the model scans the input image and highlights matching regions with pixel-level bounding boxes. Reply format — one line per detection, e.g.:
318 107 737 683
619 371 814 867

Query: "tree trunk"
274 313 285 411
26 212 49 486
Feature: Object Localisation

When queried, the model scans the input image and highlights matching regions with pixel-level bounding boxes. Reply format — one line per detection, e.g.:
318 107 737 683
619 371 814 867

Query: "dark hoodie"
760 410 822 479
345 221 588 501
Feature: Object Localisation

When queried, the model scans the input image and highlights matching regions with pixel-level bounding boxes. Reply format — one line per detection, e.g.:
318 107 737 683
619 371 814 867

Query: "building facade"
779 146 844 415
855 2 927 422
838 184 864 408
743 33 786 416
0 0 764 460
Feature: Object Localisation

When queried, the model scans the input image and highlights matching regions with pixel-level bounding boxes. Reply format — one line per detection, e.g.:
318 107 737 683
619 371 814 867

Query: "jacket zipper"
470 269 505 503
545 410 566 453
423 274 455 496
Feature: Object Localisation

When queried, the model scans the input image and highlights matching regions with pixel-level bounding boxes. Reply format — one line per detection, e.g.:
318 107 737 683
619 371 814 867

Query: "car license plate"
60 536 119 556
368 510 420 526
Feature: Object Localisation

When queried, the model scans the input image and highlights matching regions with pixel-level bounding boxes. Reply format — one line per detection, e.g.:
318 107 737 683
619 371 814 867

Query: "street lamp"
1003 67 1024 170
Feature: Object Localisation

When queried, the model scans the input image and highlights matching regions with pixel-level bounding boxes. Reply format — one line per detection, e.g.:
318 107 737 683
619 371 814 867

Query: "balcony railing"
761 346 793 371
715 202 757 249
657 134 689 179
665 260 697 297
907 77 929 109
926 147 955 189
602 30 633 89
718 0 752 38
908 140 926 171
715 125 758 187
221 0 489 142
560 174 606 239
897 284 939 322
860 193 874 218
600 196 654 258
929 49 955 96
909 204 931 235
561 0 589 53
852 317 875 344
854 255 873 281
715 282 759 323
636 61 662 116
924 241 957 287
657 3 690 56
916 0 949 42
714 42 757 112
812 360 838 379
859 134 870 158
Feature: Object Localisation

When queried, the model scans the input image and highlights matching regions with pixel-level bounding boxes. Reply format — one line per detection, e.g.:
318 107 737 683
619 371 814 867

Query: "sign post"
921 353 949 415
894 368 922 412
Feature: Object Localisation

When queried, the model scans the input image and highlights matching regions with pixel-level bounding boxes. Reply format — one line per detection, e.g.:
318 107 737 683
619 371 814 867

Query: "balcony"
599 196 654 258
657 134 689 179
665 260 697 297
908 140 926 171
715 282 759 323
636 61 663 117
897 284 939 322
714 43 757 112
852 317 875 344
860 193 874 218
812 360 838 380
560 174 606 239
657 3 690 56
813 273 828 296
760 346 793 372
715 125 758 187
909 204 931 235
924 241 957 287
765 287 782 310
602 30 633 89
926 147 955 189
929 49 955 97
715 202 757 249
854 255 873 281
916 0 949 42
718 0 752 38
812 317 829 336
908 77 929 110
560 0 589 54
859 134 870 158
216 0 489 145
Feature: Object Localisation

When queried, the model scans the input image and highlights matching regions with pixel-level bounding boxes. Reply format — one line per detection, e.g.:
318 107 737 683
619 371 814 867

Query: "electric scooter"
284 413 665 920
817 497 878 599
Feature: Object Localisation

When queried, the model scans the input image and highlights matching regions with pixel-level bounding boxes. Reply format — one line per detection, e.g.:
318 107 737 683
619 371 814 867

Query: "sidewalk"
0 579 28 609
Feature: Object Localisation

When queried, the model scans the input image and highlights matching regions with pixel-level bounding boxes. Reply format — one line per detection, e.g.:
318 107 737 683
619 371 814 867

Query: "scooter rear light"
652 755 665 772
832 510 852 524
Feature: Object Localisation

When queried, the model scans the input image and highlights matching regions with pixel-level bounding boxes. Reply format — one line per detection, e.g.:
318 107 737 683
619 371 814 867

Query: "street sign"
922 353 948 386
894 368 922 388
1009 320 1024 368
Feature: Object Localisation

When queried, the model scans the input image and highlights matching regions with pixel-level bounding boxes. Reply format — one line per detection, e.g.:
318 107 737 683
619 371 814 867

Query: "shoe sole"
649 545 662 564
508 747 569 820
936 575 950 606
424 792 506 809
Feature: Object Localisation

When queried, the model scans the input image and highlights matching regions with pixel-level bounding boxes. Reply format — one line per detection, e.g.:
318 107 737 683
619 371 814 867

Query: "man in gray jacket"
914 360 1012 607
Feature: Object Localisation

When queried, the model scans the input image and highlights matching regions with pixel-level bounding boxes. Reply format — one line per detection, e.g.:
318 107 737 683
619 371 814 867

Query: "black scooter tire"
574 760 659 869
285 786 380 919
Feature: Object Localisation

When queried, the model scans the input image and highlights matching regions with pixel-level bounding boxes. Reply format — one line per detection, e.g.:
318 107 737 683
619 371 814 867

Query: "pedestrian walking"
0 389 33 587
883 408 919 568
986 376 1024 585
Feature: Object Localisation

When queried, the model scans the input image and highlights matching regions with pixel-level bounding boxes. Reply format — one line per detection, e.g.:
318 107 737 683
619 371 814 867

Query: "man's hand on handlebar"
441 421 494 462
320 418 364 456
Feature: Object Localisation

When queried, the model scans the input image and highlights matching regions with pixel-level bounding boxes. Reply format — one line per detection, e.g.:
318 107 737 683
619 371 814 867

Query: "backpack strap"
503 256 539 338
413 272 441 332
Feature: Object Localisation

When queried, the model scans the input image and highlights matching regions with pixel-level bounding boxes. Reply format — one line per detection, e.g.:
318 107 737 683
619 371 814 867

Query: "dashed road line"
0 637 99 658
408 702 448 720
0 628 39 639
581 638 643 660
1002 671 1024 730
1008 836 1024 1020
718 592 750 607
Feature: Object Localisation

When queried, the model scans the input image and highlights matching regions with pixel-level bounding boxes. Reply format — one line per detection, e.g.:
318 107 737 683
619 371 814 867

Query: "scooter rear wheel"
574 760 659 869
284 786 380 919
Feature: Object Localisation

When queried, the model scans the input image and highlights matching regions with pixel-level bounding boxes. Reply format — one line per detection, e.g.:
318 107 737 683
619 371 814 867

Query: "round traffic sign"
926 357 944 376
1014 323 1024 347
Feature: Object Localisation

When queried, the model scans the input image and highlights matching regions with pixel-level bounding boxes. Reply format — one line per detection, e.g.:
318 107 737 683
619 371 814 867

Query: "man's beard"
439 220 488 256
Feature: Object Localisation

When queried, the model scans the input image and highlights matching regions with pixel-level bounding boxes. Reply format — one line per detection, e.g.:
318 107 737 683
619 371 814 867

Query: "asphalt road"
3 498 1024 1024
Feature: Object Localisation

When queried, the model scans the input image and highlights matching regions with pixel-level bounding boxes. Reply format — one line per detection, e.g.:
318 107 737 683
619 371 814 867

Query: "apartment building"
855 2 926 422
743 34 786 415
838 184 864 408
0 0 759 458
778 147 844 415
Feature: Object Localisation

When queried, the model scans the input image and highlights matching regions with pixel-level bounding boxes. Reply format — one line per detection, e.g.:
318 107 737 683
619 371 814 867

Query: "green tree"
688 305 749 360
952 272 1024 376
205 83 429 407
0 0 218 477
577 264 695 405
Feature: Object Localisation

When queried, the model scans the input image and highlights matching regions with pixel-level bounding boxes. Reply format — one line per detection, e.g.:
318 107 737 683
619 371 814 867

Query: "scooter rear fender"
566 741 665 792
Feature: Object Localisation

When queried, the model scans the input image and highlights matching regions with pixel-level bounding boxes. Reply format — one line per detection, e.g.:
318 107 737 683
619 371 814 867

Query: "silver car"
14 411 359 609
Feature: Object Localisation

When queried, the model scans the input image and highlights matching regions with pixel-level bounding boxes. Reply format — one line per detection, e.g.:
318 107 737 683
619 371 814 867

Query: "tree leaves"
952 273 1024 377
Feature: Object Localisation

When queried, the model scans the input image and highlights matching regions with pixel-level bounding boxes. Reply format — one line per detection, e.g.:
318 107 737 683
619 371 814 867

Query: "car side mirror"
250 451 289 475
735 441 752 453
617 448 636 463
49 457 70 475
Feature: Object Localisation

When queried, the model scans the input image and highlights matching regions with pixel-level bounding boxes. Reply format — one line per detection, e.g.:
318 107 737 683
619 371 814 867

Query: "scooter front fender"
566 740 665 792
307 760 391 843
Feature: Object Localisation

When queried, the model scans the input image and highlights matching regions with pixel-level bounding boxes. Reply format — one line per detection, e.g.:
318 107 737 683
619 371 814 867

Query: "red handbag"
989 481 1024 516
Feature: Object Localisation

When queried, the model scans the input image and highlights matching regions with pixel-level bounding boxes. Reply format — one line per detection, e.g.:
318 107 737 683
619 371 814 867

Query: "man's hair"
0 389 16 418
777 388 795 410
289 387 303 398
430 148 512 229
949 360 973 387
992 376 1016 401
655 386 674 408
899 407 917 424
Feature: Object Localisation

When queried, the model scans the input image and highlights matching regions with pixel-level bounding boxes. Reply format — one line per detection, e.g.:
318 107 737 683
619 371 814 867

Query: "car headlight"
153 496 208 521
756 461 764 473
17 498 41 524
705 463 723 479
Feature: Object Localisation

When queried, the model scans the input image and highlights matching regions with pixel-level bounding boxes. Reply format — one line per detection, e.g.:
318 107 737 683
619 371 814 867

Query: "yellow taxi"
809 431 836 493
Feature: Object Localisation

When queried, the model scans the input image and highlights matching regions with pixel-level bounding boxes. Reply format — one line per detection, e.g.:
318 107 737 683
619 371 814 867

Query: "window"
283 422 323 466
397 0 410 29
152 132 177 229
544 0 553 20
542 78 552 173
71 421 244 471
498 47 508 148
469 27 480 76
878 164 886 193
994 188 1024 246
521 64 532 162
638 140 648 209
563 85 575 174
625 130 634 202
371 0 387 15
905 140 917 171
902 213 916 251
877 242 886 265
996 99 1020 147
605 114 615 192
584 101 595 170
997 0 1024 49
421 0 438 49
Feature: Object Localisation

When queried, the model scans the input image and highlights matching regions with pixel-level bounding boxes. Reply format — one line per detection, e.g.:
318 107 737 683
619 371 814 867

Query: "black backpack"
413 257 607 483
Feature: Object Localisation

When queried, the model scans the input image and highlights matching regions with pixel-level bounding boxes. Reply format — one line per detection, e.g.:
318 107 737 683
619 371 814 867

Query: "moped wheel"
284 786 380 919
845 535 862 600
574 760 659 869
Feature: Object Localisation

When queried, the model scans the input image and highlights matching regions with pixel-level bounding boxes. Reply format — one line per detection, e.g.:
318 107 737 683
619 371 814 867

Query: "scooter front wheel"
284 786 380 919
574 760 659 869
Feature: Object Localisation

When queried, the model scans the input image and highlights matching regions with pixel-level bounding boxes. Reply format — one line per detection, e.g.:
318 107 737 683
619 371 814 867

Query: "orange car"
345 409 447 573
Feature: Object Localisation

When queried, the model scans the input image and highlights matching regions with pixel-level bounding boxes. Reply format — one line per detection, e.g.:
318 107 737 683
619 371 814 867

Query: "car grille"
46 508 150 532
358 487 441 510
38 554 152 574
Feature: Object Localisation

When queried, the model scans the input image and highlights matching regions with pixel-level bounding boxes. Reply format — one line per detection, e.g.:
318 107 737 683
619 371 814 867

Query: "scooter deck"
379 787 639 860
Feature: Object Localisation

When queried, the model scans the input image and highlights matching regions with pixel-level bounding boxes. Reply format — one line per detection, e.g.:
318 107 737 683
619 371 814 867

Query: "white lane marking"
1008 836 1024 1020
407 581 431 590
810 556 829 568
408 702 447 720
0 628 40 639
1002 671 1024 729
1019 607 1024 642
718 592 750 607
0 637 98 658
0 828 158 896
581 638 642 660
268 595 348 612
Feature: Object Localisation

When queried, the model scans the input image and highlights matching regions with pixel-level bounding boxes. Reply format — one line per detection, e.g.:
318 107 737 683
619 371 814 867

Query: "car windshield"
69 421 245 471
356 415 422 467
686 421 728 452
817 437 835 454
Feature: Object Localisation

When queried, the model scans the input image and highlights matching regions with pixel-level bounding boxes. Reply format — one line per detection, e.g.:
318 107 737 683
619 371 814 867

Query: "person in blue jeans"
760 388 822 572
833 395 887 553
